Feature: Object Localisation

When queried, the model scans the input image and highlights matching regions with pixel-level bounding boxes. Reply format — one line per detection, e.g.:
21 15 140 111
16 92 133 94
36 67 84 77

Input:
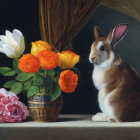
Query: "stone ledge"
1 114 140 128
0 115 140 140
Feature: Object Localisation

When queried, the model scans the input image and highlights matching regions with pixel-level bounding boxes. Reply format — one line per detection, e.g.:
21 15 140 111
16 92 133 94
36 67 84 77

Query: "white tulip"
0 29 25 58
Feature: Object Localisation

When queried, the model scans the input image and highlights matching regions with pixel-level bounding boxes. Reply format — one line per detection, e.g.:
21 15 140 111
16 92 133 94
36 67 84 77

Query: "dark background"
0 0 140 115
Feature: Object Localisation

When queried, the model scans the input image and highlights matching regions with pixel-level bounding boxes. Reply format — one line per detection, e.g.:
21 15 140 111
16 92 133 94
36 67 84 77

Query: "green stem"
45 70 47 78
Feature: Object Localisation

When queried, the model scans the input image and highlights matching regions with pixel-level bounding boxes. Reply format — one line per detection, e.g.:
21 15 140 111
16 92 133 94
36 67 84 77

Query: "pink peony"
0 115 5 123
0 88 14 96
0 88 29 123
4 101 29 123
0 93 4 99
0 104 5 114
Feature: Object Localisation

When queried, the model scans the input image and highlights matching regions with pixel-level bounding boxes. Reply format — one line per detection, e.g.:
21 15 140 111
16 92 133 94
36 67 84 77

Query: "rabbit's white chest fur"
92 67 106 90
92 51 115 90
92 51 115 114
92 67 108 113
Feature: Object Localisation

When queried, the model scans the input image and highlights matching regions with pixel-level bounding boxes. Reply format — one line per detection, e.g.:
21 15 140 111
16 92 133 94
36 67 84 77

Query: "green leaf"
13 58 22 73
46 77 61 101
72 67 80 76
16 72 34 82
0 67 16 76
46 76 54 89
11 82 23 95
41 92 47 96
47 69 56 76
23 79 32 90
48 84 61 101
33 74 44 86
53 77 58 82
4 71 16 76
3 80 17 88
13 58 19 69
27 86 39 98
39 72 45 77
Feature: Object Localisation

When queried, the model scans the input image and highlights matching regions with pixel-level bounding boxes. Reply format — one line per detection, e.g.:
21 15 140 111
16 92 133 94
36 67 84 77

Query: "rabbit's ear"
94 26 101 39
107 24 129 48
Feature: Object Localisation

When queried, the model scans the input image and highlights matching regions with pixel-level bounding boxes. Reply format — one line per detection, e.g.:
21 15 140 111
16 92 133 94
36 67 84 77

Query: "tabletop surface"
1 114 140 128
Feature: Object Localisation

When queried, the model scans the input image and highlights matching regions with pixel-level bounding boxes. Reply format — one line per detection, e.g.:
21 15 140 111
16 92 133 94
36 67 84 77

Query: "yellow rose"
58 50 80 69
31 40 52 56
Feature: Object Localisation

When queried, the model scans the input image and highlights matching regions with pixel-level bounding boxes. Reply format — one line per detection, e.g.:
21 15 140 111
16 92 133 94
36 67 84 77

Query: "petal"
74 55 80 64
5 30 13 38
13 29 25 54
0 41 7 53
13 29 23 36
5 45 20 58
0 41 20 58
0 35 9 44
0 88 8 95
0 34 17 47
5 30 17 46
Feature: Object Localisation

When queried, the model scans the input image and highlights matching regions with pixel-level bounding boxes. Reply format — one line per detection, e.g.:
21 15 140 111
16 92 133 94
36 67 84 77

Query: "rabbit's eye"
100 45 105 51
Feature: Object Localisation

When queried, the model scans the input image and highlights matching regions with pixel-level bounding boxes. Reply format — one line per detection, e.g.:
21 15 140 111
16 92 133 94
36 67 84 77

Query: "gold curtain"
101 0 140 22
39 0 99 51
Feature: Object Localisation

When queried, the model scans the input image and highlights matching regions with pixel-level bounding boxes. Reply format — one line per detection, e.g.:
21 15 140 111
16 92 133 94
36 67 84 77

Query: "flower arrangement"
0 29 80 102
0 88 28 123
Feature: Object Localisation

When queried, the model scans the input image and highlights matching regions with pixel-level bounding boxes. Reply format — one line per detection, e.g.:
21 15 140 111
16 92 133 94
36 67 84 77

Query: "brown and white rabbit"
89 24 140 122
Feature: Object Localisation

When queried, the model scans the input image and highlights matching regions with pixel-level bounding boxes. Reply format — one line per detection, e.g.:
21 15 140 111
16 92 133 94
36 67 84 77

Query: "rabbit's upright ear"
94 26 101 39
107 24 129 48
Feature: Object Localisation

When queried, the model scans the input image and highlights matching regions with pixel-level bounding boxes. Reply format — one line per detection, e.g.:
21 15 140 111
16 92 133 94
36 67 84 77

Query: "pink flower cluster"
0 88 29 123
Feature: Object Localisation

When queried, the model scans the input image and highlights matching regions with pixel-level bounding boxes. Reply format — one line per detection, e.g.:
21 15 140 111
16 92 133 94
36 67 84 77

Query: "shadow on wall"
61 5 140 114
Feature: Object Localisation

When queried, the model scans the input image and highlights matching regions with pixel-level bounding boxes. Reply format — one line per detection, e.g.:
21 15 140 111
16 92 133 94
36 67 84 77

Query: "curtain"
39 0 100 51
101 0 140 22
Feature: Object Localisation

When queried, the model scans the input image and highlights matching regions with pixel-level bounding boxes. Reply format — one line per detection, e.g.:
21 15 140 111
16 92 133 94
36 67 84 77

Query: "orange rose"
18 54 40 73
58 70 78 93
38 50 59 69
31 40 52 56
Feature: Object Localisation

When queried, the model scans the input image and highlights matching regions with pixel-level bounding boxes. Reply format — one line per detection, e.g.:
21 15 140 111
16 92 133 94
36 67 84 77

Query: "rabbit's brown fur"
105 59 140 122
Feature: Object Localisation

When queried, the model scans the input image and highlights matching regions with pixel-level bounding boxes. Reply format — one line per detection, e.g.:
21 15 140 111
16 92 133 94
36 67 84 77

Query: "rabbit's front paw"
92 112 108 122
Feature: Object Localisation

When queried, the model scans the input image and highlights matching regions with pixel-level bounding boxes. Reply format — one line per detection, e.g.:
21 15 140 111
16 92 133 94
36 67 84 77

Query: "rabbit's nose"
91 57 96 61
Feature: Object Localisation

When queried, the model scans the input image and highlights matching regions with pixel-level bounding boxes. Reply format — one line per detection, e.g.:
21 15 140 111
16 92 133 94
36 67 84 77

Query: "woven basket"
28 94 63 122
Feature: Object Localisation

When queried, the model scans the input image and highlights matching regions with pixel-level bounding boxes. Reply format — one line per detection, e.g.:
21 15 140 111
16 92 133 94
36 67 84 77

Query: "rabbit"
89 24 140 122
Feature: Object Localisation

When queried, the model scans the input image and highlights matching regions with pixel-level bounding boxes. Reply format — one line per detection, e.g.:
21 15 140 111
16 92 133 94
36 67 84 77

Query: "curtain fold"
39 0 100 51
101 0 140 22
